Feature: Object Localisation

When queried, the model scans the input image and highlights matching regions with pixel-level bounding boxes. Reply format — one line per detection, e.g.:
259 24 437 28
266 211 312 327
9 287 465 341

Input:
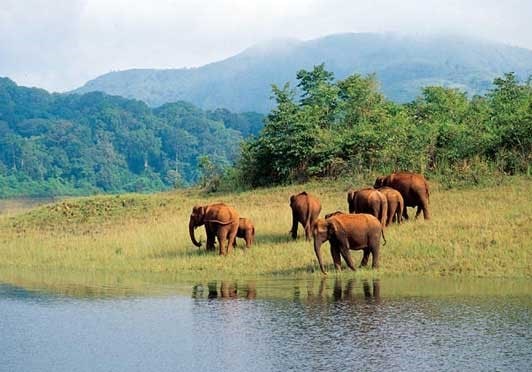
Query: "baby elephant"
376 187 404 225
235 218 255 248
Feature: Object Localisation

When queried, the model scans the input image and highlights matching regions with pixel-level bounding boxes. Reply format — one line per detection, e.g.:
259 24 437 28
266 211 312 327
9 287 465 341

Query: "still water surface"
1 277 530 371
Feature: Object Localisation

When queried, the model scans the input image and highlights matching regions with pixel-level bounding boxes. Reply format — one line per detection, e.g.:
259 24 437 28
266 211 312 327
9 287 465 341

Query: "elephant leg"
206 226 215 251
396 208 402 224
339 245 356 271
371 246 380 268
226 225 238 255
291 211 299 239
421 199 430 220
304 221 312 241
402 207 409 220
386 207 393 226
245 231 252 248
217 229 229 256
415 205 422 219
360 248 370 267
330 243 342 271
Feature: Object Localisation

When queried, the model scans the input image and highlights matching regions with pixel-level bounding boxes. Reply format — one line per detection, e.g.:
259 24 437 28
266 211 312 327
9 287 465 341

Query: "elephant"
324 210 345 219
234 217 255 248
347 188 388 227
290 191 322 240
374 172 430 220
375 186 404 225
189 203 239 255
312 213 385 275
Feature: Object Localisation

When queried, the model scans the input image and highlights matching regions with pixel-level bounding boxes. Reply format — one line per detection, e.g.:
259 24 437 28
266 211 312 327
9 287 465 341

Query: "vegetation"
236 66 531 187
73 33 532 112
0 78 263 197
2 65 529 198
0 176 530 279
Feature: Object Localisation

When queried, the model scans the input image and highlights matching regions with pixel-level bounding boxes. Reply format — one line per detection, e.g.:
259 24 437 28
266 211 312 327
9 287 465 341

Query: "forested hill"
73 33 532 112
0 78 264 197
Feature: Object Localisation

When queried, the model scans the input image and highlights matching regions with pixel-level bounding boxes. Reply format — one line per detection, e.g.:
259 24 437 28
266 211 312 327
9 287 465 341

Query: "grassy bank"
0 177 530 279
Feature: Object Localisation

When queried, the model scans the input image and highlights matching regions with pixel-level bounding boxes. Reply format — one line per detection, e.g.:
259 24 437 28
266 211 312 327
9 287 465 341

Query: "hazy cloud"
1 0 531 91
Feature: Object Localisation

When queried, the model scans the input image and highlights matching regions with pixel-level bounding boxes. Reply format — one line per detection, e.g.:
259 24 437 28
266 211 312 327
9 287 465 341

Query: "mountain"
73 33 532 112
0 78 263 197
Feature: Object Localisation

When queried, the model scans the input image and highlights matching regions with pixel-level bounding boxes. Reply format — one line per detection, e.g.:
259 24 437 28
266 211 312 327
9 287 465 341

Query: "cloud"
1 0 530 92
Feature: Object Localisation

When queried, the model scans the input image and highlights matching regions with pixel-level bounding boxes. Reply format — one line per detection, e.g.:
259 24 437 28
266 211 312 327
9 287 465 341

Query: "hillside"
0 78 263 197
73 33 532 112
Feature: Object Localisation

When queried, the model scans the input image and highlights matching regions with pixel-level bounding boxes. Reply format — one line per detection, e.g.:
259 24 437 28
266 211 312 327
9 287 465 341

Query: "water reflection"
1 274 530 372
192 281 257 299
306 278 381 304
191 278 381 304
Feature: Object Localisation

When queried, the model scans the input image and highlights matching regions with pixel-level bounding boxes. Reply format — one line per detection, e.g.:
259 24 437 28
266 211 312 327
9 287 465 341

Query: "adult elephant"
374 172 430 220
290 191 322 240
189 203 239 255
234 217 255 248
312 213 385 275
376 186 404 225
347 188 388 227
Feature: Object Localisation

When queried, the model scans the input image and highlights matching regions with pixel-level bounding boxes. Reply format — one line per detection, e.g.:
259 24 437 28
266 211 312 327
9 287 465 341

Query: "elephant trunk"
189 220 201 247
314 238 327 275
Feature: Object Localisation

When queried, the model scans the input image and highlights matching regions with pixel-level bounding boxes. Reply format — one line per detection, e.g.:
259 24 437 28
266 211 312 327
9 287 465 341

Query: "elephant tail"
205 219 235 225
381 229 387 246
425 180 430 203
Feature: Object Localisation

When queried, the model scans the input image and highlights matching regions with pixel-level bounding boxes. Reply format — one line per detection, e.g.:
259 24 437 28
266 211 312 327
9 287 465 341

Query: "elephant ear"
192 205 206 221
289 195 296 205
329 218 350 250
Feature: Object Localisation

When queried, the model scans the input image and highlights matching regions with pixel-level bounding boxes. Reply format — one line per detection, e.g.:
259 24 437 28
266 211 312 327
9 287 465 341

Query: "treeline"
234 65 531 188
0 78 263 197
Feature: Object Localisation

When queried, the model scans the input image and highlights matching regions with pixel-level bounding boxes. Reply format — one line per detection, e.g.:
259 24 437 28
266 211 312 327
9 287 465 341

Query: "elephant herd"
188 172 430 274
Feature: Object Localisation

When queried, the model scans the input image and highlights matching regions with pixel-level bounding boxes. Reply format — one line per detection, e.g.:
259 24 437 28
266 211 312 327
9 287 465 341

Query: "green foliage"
198 155 225 192
0 79 264 197
238 66 532 187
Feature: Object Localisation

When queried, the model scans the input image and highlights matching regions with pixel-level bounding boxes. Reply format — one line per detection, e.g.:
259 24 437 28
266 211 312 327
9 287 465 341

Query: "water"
0 276 530 371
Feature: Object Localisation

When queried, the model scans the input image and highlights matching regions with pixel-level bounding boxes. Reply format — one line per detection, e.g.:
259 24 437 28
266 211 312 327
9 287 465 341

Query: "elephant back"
205 203 239 224
381 172 428 206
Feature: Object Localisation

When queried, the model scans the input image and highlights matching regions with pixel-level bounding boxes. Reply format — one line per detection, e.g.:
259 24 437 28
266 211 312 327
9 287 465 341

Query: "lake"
0 274 530 371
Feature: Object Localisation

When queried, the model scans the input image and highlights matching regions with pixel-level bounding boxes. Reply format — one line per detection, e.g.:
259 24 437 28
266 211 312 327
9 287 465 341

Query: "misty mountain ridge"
73 32 532 112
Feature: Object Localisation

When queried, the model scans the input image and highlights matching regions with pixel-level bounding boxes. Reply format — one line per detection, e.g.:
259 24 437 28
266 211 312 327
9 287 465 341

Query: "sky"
1 0 531 92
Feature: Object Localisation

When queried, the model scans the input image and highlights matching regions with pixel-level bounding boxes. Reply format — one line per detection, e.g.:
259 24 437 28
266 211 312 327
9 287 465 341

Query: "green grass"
0 177 530 279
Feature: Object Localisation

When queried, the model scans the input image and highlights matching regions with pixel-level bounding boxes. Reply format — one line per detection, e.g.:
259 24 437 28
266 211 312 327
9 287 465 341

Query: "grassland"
0 177 530 280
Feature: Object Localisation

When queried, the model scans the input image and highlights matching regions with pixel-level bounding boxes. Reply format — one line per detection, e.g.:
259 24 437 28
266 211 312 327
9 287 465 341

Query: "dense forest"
1 65 530 197
233 65 531 188
0 78 263 197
